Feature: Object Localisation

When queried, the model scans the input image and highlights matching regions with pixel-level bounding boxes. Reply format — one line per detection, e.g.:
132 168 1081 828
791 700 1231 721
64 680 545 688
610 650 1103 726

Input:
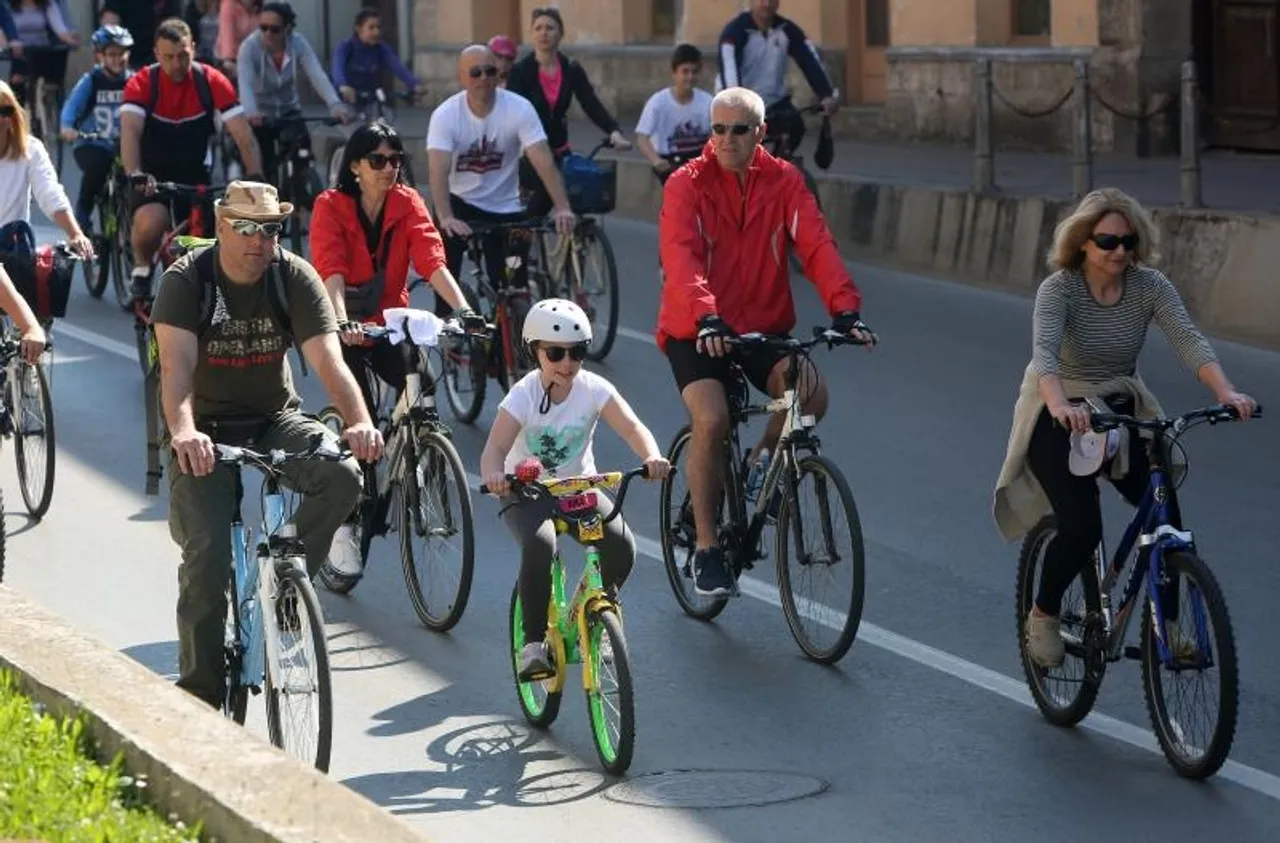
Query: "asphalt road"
5 164 1280 842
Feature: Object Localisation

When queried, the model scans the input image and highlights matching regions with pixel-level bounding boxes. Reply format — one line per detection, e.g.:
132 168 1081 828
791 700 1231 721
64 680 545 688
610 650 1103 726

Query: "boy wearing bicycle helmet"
480 299 670 680
59 24 134 239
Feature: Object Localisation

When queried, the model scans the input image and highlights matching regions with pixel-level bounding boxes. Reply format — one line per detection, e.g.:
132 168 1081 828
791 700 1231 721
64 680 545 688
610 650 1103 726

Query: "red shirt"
309 185 449 326
120 61 241 124
656 142 860 349
121 63 241 179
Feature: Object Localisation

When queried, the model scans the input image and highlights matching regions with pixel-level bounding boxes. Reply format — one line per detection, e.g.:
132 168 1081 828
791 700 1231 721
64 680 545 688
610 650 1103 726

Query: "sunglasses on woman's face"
711 122 755 136
0 105 16 118
541 343 588 363
364 152 404 170
467 64 499 79
228 218 282 238
1090 232 1138 252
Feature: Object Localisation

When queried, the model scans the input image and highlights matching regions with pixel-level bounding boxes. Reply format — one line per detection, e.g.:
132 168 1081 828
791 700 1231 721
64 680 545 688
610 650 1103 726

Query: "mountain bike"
482 460 662 775
659 329 870 664
439 219 550 424
69 132 127 305
217 435 350 773
316 312 486 632
535 138 620 361
1016 402 1264 780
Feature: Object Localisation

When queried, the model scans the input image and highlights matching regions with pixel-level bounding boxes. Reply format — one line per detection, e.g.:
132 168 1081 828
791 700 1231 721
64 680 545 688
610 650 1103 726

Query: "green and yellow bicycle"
481 458 664 775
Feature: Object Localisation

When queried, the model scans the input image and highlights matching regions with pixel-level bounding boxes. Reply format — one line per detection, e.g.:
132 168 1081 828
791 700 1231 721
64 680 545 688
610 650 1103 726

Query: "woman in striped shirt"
993 188 1257 669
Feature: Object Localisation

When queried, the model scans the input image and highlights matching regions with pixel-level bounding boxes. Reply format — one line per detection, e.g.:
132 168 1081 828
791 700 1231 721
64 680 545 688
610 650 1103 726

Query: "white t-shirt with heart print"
499 369 620 478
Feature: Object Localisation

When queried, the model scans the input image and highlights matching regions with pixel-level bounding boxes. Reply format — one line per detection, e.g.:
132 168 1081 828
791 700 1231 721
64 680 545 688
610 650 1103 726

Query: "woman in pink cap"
488 34 516 86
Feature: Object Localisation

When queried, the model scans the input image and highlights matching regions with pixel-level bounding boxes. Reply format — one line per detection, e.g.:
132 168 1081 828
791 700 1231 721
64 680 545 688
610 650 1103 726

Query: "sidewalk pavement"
311 104 1280 216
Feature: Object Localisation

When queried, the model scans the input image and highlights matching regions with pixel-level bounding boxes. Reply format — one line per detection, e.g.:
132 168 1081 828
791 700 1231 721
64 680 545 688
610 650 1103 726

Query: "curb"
0 586 431 843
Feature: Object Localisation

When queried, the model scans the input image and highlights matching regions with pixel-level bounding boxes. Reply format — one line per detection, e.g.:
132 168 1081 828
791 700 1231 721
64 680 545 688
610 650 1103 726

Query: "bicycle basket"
562 153 616 215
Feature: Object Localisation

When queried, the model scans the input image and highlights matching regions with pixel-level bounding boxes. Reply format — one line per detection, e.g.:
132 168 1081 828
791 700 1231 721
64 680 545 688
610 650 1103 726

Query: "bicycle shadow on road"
341 718 612 816
3 511 39 539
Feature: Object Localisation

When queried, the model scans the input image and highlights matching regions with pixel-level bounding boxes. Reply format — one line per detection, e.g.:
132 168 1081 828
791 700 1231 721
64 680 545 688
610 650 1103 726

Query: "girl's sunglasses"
1090 233 1138 252
228 219 282 238
711 122 755 136
541 343 588 362
364 152 404 170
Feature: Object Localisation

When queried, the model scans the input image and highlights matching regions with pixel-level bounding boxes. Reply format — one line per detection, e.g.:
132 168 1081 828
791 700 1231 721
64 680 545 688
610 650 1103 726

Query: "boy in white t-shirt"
480 299 670 680
425 44 575 317
635 43 713 185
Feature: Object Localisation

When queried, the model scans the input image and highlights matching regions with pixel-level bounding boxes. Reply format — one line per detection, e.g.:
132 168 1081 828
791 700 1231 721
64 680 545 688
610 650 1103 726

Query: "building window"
866 0 889 47
654 0 677 39
1013 0 1051 38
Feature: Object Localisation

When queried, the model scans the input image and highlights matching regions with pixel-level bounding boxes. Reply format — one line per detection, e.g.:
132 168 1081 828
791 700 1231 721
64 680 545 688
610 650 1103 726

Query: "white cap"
1068 428 1121 477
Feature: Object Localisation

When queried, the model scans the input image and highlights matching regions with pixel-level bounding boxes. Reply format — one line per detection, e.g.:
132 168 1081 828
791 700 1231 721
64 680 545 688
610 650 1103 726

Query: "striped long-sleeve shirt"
1031 265 1218 381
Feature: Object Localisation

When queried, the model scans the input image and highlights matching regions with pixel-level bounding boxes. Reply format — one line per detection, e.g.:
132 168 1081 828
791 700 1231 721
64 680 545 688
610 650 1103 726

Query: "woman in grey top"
993 188 1257 669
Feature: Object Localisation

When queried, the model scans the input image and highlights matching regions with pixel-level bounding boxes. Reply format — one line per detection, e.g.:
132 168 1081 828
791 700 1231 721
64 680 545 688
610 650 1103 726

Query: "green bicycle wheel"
585 608 635 775
509 583 561 728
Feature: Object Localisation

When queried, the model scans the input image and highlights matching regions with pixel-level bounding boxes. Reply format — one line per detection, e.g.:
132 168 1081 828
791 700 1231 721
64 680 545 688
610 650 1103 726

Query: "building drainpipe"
397 0 411 75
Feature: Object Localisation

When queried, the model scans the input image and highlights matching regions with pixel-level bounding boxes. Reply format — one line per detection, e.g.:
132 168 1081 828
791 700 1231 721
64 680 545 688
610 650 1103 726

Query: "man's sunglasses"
541 343 588 362
0 105 16 118
711 122 756 136
364 152 404 170
259 23 284 34
1090 233 1139 252
468 64 499 79
228 219 283 238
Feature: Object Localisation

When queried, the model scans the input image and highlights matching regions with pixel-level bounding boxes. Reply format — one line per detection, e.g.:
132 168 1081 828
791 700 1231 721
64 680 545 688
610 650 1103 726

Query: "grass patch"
0 670 201 842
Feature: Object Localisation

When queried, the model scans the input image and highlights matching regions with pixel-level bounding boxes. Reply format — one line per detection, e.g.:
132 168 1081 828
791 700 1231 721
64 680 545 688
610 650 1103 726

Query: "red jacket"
656 141 861 349
309 184 448 325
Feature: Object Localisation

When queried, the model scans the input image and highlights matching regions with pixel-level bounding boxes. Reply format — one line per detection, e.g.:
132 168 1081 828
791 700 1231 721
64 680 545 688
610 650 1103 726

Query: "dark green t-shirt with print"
151 245 338 418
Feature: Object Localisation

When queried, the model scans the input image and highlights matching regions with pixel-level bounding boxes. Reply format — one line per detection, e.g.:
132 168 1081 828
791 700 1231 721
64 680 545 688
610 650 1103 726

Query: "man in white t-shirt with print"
426 44 575 315
636 43 713 185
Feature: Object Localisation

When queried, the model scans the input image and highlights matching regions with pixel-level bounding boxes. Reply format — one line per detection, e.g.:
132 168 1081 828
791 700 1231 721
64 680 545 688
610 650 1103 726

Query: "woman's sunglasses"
1090 233 1139 252
228 218 282 238
468 64 499 79
711 122 755 136
364 152 404 170
541 343 588 363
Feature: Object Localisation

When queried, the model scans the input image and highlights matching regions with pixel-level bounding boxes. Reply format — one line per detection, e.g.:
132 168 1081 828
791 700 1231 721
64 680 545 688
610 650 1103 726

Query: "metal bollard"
1180 60 1203 208
1071 58 1094 198
974 57 995 193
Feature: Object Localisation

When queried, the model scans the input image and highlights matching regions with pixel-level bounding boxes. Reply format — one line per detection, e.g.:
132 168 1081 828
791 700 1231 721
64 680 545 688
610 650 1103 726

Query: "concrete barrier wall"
312 131 1280 351
0 586 431 843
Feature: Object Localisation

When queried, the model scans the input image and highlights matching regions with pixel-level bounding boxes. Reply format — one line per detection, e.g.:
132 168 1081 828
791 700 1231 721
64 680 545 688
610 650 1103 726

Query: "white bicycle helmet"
522 298 593 345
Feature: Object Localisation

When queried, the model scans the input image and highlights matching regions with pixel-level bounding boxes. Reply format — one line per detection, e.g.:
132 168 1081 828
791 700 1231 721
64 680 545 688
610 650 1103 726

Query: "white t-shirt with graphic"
635 87 713 156
499 370 621 478
426 88 547 214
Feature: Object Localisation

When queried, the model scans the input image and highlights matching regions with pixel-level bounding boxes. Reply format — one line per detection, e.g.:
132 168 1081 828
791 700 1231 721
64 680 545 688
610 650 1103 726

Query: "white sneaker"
327 524 362 577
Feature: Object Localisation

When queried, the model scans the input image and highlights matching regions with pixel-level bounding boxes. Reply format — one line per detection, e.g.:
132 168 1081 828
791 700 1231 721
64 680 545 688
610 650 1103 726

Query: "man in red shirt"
120 18 262 302
657 85 876 597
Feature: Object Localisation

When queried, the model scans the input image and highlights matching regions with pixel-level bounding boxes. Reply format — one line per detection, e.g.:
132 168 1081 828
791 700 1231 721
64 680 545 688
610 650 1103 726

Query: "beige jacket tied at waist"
992 362 1182 543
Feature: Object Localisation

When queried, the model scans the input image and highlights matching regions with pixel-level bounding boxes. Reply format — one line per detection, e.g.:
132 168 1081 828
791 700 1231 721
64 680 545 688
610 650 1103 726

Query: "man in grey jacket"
237 1 350 184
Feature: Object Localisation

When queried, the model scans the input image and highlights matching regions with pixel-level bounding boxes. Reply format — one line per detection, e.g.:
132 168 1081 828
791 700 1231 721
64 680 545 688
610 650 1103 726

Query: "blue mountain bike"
1016 402 1262 779
218 435 350 773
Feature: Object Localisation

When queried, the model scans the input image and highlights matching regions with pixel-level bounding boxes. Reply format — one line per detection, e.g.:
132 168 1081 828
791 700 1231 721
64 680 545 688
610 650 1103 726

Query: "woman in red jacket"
309 119 482 415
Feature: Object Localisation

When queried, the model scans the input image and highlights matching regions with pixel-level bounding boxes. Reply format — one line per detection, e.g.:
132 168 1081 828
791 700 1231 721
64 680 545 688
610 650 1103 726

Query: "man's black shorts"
664 337 789 395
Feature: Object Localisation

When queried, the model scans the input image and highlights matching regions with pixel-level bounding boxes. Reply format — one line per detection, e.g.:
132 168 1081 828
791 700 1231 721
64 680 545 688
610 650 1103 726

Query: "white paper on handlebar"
381 307 445 347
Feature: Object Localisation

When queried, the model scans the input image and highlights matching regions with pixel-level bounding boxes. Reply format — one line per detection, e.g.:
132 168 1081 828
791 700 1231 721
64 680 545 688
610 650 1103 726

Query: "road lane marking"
57 319 1280 803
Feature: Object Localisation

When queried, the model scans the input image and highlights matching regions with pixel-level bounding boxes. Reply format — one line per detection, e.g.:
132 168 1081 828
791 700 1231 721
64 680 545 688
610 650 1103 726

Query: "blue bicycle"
217 435 350 773
1016 402 1263 779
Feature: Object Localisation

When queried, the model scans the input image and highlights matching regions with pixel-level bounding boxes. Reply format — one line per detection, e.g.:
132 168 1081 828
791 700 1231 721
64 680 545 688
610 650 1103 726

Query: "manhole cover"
603 769 829 809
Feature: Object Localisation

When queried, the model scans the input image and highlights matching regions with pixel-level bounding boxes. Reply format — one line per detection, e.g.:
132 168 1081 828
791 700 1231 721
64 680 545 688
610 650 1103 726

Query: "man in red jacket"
657 86 876 597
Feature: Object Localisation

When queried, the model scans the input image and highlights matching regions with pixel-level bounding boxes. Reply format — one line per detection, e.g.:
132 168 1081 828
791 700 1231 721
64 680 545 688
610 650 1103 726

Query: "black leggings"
501 492 635 641
435 194 532 317
1026 403 1182 617
73 145 115 232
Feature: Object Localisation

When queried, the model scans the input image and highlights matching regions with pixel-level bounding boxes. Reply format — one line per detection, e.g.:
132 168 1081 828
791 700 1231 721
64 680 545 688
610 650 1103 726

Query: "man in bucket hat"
151 180 382 709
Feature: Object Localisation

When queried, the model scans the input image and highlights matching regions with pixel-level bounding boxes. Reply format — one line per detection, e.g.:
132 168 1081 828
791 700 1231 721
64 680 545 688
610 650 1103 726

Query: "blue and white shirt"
59 66 132 152
715 11 835 109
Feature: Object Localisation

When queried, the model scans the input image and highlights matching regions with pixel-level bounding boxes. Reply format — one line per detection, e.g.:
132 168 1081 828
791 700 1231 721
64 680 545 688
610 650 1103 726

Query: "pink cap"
488 35 517 59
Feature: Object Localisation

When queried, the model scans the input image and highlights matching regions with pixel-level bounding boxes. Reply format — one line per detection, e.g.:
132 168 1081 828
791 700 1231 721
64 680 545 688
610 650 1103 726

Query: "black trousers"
73 144 115 232
1026 400 1182 618
435 194 532 317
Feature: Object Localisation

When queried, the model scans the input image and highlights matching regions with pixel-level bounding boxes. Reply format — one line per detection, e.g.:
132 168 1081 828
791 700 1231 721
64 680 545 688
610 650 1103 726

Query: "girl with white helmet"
481 298 670 679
